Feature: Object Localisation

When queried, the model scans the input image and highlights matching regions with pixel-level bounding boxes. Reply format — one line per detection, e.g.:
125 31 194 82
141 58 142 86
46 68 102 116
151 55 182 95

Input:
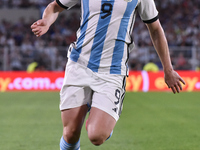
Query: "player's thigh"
61 105 88 143
87 107 116 136
60 86 93 135
61 105 88 130
86 75 126 137
91 76 126 122
87 91 119 135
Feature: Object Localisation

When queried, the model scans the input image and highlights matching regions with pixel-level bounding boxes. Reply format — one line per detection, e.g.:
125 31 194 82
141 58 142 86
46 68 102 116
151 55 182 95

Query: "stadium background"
0 0 200 72
0 0 200 92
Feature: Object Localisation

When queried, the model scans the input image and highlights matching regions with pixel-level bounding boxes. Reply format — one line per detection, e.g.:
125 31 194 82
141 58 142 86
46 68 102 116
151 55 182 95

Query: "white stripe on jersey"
98 1 128 74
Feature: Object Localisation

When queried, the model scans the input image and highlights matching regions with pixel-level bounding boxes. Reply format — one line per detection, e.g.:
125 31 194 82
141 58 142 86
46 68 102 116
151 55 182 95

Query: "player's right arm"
146 20 185 94
137 0 185 93
31 0 64 37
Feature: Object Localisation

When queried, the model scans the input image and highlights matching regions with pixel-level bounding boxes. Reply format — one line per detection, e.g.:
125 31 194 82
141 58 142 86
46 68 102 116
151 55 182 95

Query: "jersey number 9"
101 3 113 19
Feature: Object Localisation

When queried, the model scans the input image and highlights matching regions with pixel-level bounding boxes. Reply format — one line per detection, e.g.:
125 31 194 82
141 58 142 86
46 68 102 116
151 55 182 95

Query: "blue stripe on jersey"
70 0 90 62
87 0 115 72
110 0 138 74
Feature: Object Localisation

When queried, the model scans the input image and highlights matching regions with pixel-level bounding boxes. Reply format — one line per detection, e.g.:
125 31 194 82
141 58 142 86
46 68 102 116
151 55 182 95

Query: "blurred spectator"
128 59 141 71
196 64 200 71
27 61 38 72
143 60 159 72
174 52 191 70
10 48 23 70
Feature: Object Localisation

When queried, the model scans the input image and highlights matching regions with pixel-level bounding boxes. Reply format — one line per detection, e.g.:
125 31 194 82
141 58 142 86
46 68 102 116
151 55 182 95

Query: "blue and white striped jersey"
57 0 158 75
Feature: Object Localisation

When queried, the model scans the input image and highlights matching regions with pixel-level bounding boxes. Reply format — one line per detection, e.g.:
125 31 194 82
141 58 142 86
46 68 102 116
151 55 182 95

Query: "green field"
0 92 200 150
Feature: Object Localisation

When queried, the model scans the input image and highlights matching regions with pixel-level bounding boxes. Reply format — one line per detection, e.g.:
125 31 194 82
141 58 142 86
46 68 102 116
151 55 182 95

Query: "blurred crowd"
0 0 80 8
0 0 56 8
0 0 200 71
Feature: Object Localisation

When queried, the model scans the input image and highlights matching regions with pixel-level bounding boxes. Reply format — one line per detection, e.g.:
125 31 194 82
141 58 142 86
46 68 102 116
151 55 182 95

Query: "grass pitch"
0 92 200 150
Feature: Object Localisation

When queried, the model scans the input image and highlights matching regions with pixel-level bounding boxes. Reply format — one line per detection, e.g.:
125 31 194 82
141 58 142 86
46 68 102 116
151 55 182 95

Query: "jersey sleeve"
137 0 158 24
56 0 79 9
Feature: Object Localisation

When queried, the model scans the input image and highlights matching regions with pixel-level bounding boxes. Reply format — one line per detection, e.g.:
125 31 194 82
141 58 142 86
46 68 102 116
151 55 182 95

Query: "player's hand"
31 19 49 37
164 70 185 94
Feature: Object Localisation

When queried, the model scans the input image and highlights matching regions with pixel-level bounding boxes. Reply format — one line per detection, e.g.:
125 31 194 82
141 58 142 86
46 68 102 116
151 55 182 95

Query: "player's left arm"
146 19 185 93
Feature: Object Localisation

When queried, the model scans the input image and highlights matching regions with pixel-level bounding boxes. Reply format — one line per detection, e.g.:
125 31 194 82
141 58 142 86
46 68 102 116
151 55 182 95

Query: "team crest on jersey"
124 0 132 2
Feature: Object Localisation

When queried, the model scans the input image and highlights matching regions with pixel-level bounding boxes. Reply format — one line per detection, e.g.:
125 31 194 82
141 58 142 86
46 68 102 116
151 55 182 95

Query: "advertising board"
0 71 200 92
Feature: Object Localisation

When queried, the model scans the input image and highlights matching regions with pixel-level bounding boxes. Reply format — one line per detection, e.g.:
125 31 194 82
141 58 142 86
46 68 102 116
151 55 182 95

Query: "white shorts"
60 60 126 121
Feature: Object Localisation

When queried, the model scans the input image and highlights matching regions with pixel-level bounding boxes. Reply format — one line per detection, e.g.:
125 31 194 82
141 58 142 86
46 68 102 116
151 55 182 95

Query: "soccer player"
31 0 185 149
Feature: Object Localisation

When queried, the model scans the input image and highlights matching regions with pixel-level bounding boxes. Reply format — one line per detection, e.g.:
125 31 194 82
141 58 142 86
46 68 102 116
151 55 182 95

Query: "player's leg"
86 74 126 146
59 86 92 150
59 59 96 149
86 107 116 146
60 84 93 150
60 105 88 150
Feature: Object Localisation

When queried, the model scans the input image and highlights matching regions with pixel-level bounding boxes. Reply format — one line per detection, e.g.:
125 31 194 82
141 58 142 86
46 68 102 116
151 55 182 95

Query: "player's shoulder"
137 0 156 5
56 0 79 9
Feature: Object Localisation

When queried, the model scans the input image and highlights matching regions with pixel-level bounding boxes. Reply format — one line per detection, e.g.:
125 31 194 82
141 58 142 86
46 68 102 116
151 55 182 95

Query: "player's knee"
63 127 80 143
88 133 104 146
88 131 108 146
